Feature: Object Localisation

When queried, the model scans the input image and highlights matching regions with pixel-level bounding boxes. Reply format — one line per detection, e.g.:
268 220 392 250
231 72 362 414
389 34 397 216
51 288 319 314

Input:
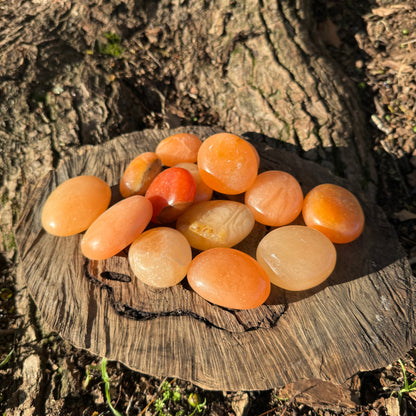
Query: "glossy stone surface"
245 170 303 226
41 175 111 236
155 133 202 167
145 167 196 223
174 162 213 203
302 183 365 244
187 248 271 309
81 195 152 260
129 227 192 288
197 133 258 195
256 225 337 291
176 200 255 250
119 152 162 197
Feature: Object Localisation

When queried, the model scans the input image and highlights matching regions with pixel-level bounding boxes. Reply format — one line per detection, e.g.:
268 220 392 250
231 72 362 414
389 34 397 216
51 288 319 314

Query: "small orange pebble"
197 133 258 195
119 152 162 197
174 162 213 203
155 133 202 167
81 195 152 260
187 247 271 309
128 227 192 288
256 225 337 291
245 170 303 226
302 183 365 244
41 175 111 236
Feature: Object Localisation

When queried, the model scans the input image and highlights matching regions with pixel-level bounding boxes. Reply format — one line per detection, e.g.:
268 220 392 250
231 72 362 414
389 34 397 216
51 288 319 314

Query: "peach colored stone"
245 170 303 226
41 175 111 236
197 133 258 195
187 248 271 309
81 195 152 260
129 227 192 288
256 225 336 291
155 133 202 167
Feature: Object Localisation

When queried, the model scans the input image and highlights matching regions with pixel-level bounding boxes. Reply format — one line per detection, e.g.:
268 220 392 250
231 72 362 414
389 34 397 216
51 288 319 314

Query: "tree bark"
150 0 376 190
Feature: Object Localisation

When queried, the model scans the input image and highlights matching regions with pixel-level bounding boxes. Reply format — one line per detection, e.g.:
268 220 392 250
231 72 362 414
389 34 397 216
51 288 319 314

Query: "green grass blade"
101 358 123 416
399 360 409 391
0 349 14 368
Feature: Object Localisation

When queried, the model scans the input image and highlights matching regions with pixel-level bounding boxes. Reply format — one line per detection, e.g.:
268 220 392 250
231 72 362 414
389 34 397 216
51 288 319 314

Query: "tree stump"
15 126 415 391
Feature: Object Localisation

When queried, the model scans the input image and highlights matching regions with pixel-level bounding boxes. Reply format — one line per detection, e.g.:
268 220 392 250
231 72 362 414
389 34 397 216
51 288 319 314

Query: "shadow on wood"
15 126 415 391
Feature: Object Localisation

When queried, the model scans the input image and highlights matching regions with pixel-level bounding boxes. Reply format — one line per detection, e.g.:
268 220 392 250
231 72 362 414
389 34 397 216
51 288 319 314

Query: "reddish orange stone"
174 162 213 203
81 195 152 260
187 248 271 309
197 133 258 195
245 170 303 226
41 175 111 236
302 183 365 244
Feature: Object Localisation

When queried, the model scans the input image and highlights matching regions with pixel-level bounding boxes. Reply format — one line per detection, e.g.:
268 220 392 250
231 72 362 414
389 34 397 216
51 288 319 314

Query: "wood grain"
15 126 416 390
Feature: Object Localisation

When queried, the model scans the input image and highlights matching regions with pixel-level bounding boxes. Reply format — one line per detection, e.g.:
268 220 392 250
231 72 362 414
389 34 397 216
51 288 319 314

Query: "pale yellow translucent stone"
128 227 192 288
176 200 255 250
256 225 336 291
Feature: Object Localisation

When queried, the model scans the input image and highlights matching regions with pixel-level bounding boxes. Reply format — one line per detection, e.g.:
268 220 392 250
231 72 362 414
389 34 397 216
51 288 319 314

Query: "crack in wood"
84 259 287 332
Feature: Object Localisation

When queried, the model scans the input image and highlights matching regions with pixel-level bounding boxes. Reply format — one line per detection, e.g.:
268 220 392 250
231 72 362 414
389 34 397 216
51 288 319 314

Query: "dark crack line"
84 259 287 333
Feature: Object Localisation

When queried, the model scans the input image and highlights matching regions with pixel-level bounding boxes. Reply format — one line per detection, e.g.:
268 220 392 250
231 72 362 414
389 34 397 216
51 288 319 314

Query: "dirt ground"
1 0 416 415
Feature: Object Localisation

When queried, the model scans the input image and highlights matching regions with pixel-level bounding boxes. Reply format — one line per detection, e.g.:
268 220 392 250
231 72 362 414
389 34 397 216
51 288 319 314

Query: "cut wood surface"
15 126 416 391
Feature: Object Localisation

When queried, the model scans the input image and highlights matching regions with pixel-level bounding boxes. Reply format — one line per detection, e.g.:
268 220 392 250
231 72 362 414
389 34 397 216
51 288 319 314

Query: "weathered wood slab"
15 126 416 390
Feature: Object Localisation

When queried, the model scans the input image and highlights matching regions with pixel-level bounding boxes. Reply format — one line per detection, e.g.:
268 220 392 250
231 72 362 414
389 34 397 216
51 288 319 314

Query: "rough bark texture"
15 126 415 391
153 0 376 188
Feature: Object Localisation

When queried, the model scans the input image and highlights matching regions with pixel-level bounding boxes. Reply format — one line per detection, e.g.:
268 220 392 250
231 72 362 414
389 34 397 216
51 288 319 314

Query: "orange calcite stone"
128 227 192 288
245 170 303 226
176 200 255 250
41 175 111 236
174 162 213 203
197 133 258 195
155 133 202 167
81 196 152 260
256 225 336 291
187 248 271 309
119 152 162 197
302 183 365 244
145 167 196 223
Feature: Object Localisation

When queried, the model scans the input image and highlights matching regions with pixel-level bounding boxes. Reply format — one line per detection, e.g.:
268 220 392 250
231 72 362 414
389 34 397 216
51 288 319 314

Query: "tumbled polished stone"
187 247 271 309
176 200 255 250
81 195 152 260
302 183 365 244
41 175 111 236
197 133 258 195
256 225 336 291
129 227 192 288
119 152 162 197
245 170 303 226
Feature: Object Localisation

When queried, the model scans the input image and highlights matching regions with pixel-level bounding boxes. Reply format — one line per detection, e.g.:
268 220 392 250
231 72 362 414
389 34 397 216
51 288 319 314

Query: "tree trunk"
151 0 376 190
2 0 408 399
